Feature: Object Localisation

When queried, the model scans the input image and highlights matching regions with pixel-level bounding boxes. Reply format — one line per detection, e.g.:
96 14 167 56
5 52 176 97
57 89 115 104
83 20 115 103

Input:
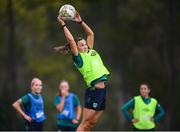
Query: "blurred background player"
12 78 46 131
121 82 165 131
54 80 81 131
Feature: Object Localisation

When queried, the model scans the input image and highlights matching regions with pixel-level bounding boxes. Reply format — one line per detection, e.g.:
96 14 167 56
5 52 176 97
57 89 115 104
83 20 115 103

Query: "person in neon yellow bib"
55 11 110 131
121 82 165 131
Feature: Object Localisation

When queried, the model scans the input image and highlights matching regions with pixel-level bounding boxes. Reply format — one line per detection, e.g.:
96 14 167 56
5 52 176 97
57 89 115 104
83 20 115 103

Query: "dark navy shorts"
25 121 43 131
84 87 106 111
58 125 77 131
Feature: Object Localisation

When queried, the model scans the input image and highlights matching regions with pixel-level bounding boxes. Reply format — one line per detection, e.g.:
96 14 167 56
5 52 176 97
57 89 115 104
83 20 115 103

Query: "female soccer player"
121 82 165 131
55 12 110 131
54 80 81 131
12 78 46 131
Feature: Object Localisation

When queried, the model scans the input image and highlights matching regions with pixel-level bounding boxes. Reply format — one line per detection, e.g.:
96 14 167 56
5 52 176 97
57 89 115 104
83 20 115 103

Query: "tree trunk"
164 0 178 130
3 0 17 130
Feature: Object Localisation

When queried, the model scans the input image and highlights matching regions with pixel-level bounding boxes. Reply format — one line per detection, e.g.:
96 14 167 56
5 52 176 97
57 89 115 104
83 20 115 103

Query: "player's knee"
79 119 97 130
86 120 97 128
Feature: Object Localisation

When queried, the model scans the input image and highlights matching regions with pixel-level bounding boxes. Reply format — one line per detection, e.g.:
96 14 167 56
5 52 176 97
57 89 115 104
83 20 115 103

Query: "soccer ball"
59 4 76 20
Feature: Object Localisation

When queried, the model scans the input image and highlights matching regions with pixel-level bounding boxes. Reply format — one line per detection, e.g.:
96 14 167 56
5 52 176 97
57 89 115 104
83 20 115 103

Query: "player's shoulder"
21 93 30 104
151 97 157 101
21 93 29 99
149 97 158 105
70 93 79 99
134 95 140 99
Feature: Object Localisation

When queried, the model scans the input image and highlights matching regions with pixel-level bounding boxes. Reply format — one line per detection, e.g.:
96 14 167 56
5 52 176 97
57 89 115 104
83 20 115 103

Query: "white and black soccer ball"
59 4 76 20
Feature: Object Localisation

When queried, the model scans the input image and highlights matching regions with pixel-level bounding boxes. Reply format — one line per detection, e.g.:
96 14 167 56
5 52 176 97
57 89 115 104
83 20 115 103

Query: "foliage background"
0 0 180 130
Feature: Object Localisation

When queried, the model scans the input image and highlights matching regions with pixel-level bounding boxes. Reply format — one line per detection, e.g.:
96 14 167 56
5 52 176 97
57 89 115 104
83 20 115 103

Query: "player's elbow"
88 31 94 36
121 106 126 112
12 102 18 109
12 103 15 108
161 109 165 117
56 106 63 112
58 108 63 112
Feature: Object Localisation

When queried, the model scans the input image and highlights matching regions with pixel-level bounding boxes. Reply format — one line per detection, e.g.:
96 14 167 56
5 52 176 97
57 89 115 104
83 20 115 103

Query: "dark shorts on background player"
84 87 106 111
58 125 77 131
133 126 155 131
25 121 43 131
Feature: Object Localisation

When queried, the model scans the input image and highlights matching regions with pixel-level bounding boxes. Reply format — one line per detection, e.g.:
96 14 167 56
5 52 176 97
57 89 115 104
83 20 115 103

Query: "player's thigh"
82 108 103 123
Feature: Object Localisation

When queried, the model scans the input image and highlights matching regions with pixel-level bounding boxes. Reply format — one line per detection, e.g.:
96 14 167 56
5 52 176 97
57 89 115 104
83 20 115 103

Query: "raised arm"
56 89 69 112
73 12 94 49
56 96 65 112
57 16 78 56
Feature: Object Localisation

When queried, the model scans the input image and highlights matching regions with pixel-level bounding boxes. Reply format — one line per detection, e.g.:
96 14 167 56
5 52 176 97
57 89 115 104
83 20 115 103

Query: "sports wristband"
62 24 66 28
78 21 83 24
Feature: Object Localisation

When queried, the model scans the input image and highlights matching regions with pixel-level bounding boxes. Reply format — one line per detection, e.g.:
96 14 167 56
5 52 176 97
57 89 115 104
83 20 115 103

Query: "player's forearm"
76 105 82 120
58 17 75 43
121 108 133 122
63 26 75 43
12 101 26 118
121 99 134 122
63 26 78 54
56 97 65 112
154 104 165 122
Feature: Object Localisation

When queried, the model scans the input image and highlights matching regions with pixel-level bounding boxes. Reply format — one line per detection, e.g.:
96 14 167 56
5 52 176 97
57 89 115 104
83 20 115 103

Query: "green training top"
72 50 110 87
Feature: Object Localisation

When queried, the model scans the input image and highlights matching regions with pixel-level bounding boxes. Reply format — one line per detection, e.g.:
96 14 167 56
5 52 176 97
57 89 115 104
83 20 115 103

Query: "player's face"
140 84 150 97
59 81 69 93
32 80 42 94
77 39 88 53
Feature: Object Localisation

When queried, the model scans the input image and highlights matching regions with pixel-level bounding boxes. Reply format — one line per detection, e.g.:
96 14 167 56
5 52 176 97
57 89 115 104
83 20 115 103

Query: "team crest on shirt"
91 51 97 56
93 103 98 108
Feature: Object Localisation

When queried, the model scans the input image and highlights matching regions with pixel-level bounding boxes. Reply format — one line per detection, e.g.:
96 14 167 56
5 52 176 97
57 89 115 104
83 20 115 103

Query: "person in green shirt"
121 82 165 131
54 80 82 131
12 78 46 131
54 11 110 131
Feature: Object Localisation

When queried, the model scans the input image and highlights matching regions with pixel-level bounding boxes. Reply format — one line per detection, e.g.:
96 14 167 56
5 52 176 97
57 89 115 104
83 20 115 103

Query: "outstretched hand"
73 11 82 23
